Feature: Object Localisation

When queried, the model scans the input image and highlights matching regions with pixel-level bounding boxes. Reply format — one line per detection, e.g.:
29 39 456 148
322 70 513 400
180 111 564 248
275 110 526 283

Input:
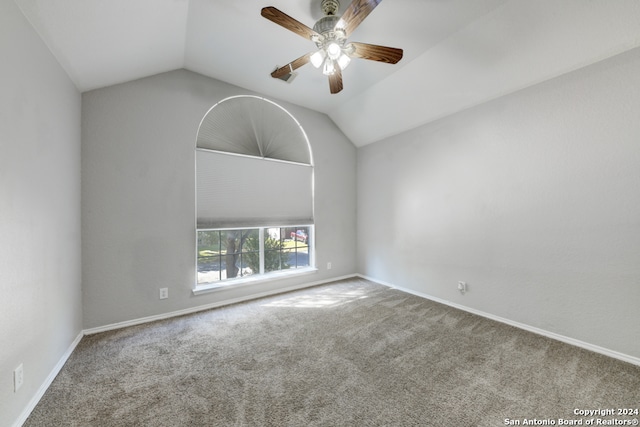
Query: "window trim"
194 225 316 294
192 266 318 296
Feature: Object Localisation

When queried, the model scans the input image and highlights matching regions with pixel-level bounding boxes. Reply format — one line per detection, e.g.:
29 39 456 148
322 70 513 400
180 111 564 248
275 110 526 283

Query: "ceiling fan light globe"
337 53 351 70
310 50 325 68
327 42 341 60
322 59 336 76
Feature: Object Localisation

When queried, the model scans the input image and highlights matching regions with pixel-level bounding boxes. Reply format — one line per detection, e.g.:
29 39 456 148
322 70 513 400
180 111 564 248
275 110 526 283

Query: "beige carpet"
25 278 640 426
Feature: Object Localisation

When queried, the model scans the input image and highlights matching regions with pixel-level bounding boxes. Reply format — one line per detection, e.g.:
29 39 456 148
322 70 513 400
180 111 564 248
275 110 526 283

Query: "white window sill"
192 267 318 296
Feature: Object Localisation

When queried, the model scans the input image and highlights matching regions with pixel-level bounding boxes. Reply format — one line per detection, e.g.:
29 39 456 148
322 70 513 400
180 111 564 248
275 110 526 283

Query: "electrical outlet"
327 262 332 270
14 364 23 392
458 281 467 294
159 288 168 300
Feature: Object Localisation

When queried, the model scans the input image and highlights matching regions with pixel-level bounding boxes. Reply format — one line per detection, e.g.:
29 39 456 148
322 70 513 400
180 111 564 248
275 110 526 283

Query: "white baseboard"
357 274 640 367
84 274 357 335
12 331 84 427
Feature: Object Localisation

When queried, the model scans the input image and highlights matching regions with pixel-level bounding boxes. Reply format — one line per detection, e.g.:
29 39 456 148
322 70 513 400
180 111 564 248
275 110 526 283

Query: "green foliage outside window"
244 232 290 274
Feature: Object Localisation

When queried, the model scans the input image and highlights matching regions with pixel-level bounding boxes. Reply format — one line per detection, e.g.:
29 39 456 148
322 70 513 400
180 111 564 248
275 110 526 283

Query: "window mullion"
259 227 265 275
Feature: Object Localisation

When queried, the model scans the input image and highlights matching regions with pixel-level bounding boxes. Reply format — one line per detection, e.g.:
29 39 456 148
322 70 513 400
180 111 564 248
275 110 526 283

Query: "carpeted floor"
25 278 640 426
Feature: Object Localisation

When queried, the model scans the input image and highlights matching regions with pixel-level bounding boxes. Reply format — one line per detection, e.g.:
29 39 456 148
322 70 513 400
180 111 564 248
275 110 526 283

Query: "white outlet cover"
14 364 24 392
458 282 467 293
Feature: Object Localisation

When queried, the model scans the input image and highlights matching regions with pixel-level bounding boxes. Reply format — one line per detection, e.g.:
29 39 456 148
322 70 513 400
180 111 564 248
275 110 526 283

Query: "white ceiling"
14 0 640 146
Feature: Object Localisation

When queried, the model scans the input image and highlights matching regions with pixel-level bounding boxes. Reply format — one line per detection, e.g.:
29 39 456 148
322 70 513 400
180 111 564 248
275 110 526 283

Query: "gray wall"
357 47 640 359
81 69 357 329
0 1 82 425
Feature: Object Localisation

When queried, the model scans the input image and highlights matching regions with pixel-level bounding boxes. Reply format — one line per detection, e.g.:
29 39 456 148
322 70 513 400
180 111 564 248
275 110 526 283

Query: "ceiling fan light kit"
261 0 403 94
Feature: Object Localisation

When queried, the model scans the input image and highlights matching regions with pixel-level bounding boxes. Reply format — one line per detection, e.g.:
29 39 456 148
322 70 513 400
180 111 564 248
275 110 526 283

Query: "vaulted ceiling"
14 0 640 146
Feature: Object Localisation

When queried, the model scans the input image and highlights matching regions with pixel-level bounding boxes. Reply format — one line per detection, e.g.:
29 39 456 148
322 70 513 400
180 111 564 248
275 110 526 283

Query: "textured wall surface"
0 0 82 425
81 70 357 329
357 47 640 359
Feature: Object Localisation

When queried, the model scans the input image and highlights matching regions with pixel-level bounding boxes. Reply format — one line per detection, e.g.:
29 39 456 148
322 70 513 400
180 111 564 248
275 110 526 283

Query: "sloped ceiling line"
14 0 640 147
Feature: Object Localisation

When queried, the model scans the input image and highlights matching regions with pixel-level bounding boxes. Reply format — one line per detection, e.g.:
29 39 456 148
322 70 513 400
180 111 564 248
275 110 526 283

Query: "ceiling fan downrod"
321 0 340 16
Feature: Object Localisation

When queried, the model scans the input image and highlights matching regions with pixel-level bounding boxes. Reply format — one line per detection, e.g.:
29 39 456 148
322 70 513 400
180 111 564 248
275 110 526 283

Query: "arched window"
195 96 314 289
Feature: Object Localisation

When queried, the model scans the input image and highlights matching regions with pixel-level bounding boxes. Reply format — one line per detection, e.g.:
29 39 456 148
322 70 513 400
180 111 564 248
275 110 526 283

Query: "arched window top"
196 95 312 165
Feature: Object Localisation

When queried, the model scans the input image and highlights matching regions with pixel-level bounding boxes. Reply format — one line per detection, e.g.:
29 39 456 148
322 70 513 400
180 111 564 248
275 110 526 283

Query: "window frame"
194 96 316 296
194 224 316 294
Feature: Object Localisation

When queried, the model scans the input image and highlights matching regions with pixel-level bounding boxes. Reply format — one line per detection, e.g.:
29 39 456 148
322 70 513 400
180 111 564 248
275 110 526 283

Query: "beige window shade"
197 96 311 165
196 150 313 229
196 96 313 229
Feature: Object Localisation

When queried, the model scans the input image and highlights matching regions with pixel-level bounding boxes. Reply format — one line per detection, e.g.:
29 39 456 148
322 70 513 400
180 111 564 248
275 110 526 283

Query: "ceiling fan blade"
349 42 403 64
261 7 320 40
328 67 343 94
337 0 381 37
270 53 312 79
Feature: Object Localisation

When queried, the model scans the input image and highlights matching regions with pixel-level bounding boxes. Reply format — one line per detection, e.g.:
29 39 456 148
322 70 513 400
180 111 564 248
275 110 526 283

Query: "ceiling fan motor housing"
313 15 346 49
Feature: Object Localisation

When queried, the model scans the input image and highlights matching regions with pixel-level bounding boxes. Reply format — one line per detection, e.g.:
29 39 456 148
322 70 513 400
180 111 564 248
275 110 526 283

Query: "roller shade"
196 149 313 229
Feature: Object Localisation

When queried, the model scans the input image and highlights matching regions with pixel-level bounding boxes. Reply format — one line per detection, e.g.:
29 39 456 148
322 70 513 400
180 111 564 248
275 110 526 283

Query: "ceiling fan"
261 0 403 94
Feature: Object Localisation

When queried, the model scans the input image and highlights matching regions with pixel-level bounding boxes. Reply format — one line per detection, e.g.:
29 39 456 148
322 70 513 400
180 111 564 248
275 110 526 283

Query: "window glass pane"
290 227 308 244
220 230 239 253
243 229 261 276
236 252 253 278
198 255 222 284
197 226 312 286
298 226 310 267
198 228 259 283
281 226 310 270
264 228 288 273
232 229 258 279
295 226 309 249
197 230 223 284
198 230 221 251
264 250 287 273
292 251 310 268
244 229 260 246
